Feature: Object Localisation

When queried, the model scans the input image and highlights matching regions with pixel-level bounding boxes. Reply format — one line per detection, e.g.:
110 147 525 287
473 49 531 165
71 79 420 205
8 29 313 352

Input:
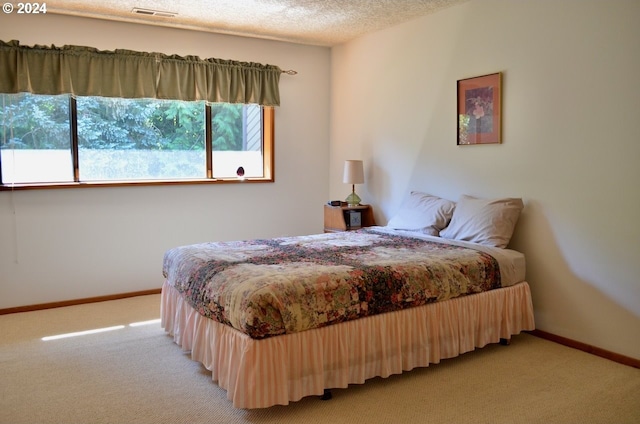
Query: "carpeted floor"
1 294 639 424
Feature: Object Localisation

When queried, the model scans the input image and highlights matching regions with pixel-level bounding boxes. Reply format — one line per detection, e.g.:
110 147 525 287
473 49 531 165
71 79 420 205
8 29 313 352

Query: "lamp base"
345 192 361 207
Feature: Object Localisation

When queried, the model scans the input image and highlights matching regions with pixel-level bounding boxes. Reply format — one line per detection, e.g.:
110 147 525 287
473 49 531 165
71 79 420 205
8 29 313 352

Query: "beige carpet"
1 294 639 424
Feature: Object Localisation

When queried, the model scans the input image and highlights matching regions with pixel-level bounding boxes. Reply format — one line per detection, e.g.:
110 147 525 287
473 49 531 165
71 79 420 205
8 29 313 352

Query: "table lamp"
343 160 364 207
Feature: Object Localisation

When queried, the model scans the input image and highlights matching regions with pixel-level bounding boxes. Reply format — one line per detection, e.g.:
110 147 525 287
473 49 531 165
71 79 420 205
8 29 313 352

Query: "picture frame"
347 210 362 228
457 72 502 145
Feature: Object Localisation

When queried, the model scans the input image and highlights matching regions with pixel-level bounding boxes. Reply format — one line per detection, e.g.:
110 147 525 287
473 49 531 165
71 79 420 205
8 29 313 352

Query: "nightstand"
323 204 375 232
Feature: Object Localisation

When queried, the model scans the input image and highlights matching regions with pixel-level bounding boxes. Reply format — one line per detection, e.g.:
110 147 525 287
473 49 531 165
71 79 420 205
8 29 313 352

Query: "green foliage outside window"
1 94 248 152
1 93 70 149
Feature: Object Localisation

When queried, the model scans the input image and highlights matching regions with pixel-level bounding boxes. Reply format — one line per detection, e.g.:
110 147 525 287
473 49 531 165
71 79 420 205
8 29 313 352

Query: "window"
76 97 206 181
211 103 265 179
0 93 72 184
0 93 274 189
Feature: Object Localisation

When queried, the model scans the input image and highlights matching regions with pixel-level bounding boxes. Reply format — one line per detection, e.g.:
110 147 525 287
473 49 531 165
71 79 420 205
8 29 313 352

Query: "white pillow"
386 191 456 236
439 195 524 248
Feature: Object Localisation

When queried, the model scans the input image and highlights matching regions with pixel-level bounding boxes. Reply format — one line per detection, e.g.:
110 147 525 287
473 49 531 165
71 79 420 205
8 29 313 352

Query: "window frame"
0 96 275 191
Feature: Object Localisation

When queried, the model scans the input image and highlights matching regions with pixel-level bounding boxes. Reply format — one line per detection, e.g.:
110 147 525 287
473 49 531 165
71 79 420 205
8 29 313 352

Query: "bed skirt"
161 281 535 409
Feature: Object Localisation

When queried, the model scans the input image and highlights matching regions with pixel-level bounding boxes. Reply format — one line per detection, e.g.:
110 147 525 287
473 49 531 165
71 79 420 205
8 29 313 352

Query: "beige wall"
330 0 640 359
0 14 331 308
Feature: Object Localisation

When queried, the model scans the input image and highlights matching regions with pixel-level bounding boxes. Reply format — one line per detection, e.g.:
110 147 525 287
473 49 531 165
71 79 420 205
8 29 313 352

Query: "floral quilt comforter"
162 228 501 339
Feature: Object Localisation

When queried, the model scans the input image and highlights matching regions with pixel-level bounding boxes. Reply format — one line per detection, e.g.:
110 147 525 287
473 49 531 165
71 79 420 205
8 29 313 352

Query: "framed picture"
457 72 502 145
346 210 362 228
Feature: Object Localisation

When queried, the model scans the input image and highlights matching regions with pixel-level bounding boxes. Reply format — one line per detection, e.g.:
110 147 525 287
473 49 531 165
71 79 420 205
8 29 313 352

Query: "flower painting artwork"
467 88 493 133
457 73 502 145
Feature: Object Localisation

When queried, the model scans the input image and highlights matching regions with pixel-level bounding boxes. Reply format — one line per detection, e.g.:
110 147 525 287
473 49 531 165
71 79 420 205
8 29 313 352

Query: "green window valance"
0 40 282 106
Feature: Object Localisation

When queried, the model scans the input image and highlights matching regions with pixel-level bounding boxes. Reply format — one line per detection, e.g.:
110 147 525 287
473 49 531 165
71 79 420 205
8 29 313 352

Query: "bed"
160 193 535 408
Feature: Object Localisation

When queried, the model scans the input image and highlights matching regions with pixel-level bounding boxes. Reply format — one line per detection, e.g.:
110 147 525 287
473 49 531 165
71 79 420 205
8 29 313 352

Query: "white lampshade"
343 160 364 185
343 160 364 207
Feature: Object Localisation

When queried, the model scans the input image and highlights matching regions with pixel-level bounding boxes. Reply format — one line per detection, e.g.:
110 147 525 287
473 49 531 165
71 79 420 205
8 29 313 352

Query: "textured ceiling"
47 0 468 46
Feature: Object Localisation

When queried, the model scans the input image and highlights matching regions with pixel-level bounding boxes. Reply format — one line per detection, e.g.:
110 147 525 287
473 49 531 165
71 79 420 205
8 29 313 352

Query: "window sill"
0 177 274 191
